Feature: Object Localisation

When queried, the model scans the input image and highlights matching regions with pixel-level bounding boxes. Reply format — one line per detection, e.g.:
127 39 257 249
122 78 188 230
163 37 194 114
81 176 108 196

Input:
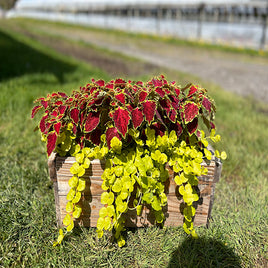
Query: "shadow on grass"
0 28 75 82
168 237 242 268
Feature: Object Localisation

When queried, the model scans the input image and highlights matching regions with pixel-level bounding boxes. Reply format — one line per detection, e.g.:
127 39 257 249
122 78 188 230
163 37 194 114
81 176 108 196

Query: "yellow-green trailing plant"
32 75 226 247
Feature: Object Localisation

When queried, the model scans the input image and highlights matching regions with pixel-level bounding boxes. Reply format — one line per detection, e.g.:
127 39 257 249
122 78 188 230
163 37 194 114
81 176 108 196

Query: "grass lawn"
0 19 267 267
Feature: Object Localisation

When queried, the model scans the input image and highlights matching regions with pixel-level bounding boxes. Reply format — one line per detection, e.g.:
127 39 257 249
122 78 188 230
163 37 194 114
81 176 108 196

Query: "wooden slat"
48 155 221 228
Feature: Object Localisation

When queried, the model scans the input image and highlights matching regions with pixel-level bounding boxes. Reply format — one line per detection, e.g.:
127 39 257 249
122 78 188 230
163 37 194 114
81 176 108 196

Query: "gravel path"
32 24 268 103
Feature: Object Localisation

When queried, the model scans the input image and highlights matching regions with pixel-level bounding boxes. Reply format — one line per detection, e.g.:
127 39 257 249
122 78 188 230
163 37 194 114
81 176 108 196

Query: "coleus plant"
32 75 226 247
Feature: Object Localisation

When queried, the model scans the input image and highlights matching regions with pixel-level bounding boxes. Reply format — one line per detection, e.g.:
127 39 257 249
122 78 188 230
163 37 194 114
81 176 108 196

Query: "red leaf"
142 101 156 124
54 122 61 135
131 108 144 129
159 99 171 116
73 124 77 135
155 87 165 98
169 95 179 110
55 101 63 106
105 83 114 90
184 102 199 123
164 88 171 95
188 85 198 97
70 108 79 124
90 128 102 145
58 92 68 98
169 109 177 123
113 108 130 137
115 78 126 85
115 93 125 105
44 122 52 134
152 78 162 87
202 97 211 112
39 115 48 133
151 122 166 137
95 80 105 87
174 122 183 137
139 91 148 102
106 127 121 149
80 110 86 124
175 88 180 96
127 104 134 112
41 100 48 109
47 132 57 156
187 118 198 135
210 122 215 129
84 111 100 133
58 105 67 115
51 111 58 118
95 96 105 106
31 105 42 119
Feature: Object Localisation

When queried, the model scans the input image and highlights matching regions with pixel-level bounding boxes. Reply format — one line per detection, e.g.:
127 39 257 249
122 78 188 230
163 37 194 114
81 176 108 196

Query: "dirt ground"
4 20 268 103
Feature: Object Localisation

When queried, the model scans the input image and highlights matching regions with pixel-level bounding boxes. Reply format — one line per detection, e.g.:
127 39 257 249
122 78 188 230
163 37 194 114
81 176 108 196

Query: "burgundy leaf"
151 122 166 137
90 128 102 145
152 79 162 87
70 108 79 124
175 88 180 96
115 78 126 85
127 104 134 112
39 115 48 133
142 100 156 124
139 91 148 102
35 97 45 102
95 96 105 106
44 122 52 134
80 110 86 124
105 83 114 90
55 101 63 106
84 111 100 133
90 87 97 94
202 97 211 112
187 118 198 135
169 109 177 123
106 127 121 149
54 122 61 135
155 109 165 125
31 105 42 119
51 110 58 118
159 99 171 116
169 95 179 110
41 100 48 109
95 80 105 87
188 85 198 97
210 122 215 129
73 124 77 135
47 132 57 156
58 92 68 98
164 88 171 94
115 93 125 105
58 105 67 115
184 102 199 123
131 108 144 129
155 87 165 98
174 122 183 137
113 108 130 137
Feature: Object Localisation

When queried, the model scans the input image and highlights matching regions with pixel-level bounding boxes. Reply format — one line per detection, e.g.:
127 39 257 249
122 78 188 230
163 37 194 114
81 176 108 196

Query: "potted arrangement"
31 75 226 247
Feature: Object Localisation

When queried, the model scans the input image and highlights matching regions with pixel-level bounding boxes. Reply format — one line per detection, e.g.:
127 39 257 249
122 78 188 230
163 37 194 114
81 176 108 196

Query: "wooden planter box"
48 152 222 228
